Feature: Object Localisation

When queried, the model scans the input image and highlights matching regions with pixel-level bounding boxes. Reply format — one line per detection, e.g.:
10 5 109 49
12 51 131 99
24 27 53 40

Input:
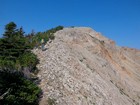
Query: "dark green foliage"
18 52 39 71
0 70 41 105
0 23 33 70
0 22 41 105
0 22 64 105
3 22 17 38
0 22 63 70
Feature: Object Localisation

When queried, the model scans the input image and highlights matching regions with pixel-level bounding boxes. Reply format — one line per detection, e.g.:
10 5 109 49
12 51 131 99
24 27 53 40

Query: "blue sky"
0 0 140 49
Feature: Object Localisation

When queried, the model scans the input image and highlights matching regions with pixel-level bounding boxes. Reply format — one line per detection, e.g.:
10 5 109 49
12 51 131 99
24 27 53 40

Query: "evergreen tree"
0 22 36 70
0 22 41 105
18 27 25 37
3 22 17 38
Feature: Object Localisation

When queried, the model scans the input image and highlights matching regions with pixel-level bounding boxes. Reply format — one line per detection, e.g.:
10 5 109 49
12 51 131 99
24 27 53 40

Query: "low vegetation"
0 22 63 105
26 25 63 48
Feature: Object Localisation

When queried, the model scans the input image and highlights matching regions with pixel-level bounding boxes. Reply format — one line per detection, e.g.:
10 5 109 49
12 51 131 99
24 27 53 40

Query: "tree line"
0 22 63 105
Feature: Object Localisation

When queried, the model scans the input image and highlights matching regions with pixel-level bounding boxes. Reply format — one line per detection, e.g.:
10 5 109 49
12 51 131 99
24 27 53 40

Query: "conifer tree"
0 22 35 70
3 22 17 38
0 22 41 105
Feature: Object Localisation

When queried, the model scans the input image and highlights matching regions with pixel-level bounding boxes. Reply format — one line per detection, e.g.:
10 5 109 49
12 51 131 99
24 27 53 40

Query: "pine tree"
0 22 32 70
3 22 17 38
0 22 41 105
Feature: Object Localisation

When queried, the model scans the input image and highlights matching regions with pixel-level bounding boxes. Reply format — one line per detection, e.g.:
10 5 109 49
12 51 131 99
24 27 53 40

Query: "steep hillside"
33 27 140 105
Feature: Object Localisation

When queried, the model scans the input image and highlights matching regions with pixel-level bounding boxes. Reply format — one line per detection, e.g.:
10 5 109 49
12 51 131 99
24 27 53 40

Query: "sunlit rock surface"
33 27 140 105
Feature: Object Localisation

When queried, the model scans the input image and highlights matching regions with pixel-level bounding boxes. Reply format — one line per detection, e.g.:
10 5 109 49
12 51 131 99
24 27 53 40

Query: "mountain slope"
33 27 140 105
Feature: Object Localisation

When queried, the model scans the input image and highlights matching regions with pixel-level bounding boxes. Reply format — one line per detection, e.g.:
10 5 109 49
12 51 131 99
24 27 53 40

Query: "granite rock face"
33 27 140 105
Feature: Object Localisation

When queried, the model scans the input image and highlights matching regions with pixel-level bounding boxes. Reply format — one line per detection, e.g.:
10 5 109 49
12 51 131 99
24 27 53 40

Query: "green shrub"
0 22 64 105
27 25 64 48
19 52 38 69
0 22 41 105
0 59 15 69
0 70 41 105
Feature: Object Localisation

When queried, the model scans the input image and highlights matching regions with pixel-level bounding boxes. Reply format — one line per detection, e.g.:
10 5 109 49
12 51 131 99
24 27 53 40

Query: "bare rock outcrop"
33 27 140 105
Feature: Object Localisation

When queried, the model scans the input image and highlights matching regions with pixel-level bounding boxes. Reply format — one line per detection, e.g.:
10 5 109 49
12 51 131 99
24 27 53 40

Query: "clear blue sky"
0 0 140 49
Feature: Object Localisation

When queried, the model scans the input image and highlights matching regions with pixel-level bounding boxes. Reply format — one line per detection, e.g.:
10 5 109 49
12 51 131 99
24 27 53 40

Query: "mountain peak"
33 27 140 105
55 27 114 44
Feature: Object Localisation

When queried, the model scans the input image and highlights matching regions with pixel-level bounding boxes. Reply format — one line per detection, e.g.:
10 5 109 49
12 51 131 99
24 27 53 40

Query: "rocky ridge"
33 27 140 105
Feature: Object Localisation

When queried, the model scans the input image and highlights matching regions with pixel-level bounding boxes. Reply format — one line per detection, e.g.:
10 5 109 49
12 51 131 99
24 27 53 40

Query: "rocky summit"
33 27 140 105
